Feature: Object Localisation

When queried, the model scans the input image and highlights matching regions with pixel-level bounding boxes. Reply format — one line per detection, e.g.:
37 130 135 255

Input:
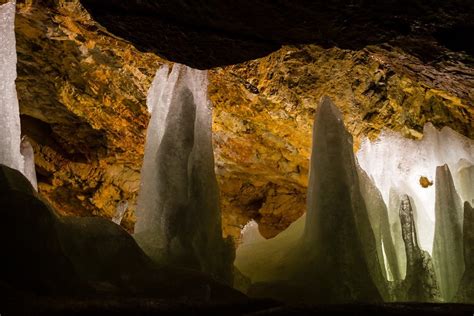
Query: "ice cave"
1 0 473 314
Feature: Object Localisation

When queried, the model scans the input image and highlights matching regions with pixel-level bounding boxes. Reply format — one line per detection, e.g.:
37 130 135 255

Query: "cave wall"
13 0 474 239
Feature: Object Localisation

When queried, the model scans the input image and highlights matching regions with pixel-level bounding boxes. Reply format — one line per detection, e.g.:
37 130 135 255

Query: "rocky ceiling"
13 0 474 240
80 0 474 68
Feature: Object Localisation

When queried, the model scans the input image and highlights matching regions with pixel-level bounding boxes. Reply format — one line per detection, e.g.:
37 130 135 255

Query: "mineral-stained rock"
12 0 474 241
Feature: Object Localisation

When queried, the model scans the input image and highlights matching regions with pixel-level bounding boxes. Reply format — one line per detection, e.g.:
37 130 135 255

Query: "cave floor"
1 293 473 315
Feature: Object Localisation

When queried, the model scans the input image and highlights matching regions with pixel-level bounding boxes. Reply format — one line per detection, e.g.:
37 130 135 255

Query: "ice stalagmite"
20 137 37 191
304 96 385 301
358 168 400 282
0 1 23 172
388 188 407 280
357 124 474 254
455 161 474 207
432 165 464 301
235 97 383 303
398 194 440 302
455 202 474 303
134 64 233 283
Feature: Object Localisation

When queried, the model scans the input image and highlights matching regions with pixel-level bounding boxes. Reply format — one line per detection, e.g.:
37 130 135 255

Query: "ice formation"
456 202 474 303
397 194 440 302
358 167 399 282
236 97 384 303
0 1 23 172
357 124 474 254
20 137 37 191
239 220 265 245
112 200 128 225
455 161 474 207
432 165 464 301
236 97 473 303
134 64 233 283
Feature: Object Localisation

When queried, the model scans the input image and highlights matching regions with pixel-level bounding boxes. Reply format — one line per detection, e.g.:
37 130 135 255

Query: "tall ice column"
0 1 23 172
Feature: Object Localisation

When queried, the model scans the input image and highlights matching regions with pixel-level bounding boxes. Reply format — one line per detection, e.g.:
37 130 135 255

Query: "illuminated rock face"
0 1 23 172
134 64 233 283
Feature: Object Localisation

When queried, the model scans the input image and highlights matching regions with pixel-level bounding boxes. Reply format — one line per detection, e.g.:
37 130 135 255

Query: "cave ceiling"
79 0 474 69
13 0 474 239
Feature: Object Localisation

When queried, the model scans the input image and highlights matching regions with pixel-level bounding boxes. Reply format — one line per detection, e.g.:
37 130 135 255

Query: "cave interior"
0 0 474 314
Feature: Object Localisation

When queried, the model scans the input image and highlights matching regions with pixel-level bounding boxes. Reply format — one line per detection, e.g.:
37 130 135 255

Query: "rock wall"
13 0 474 240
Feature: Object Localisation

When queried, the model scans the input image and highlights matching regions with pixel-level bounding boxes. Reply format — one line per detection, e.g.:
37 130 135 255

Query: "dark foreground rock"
0 164 244 303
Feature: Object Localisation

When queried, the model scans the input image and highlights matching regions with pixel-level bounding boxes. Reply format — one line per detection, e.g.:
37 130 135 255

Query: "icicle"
0 1 23 172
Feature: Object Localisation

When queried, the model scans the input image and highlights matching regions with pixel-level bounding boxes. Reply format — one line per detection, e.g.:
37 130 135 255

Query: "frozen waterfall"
134 64 233 283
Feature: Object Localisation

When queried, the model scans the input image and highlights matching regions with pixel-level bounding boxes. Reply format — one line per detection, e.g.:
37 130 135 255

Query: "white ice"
0 1 23 173
357 124 474 253
20 137 37 190
112 200 128 225
134 64 231 281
